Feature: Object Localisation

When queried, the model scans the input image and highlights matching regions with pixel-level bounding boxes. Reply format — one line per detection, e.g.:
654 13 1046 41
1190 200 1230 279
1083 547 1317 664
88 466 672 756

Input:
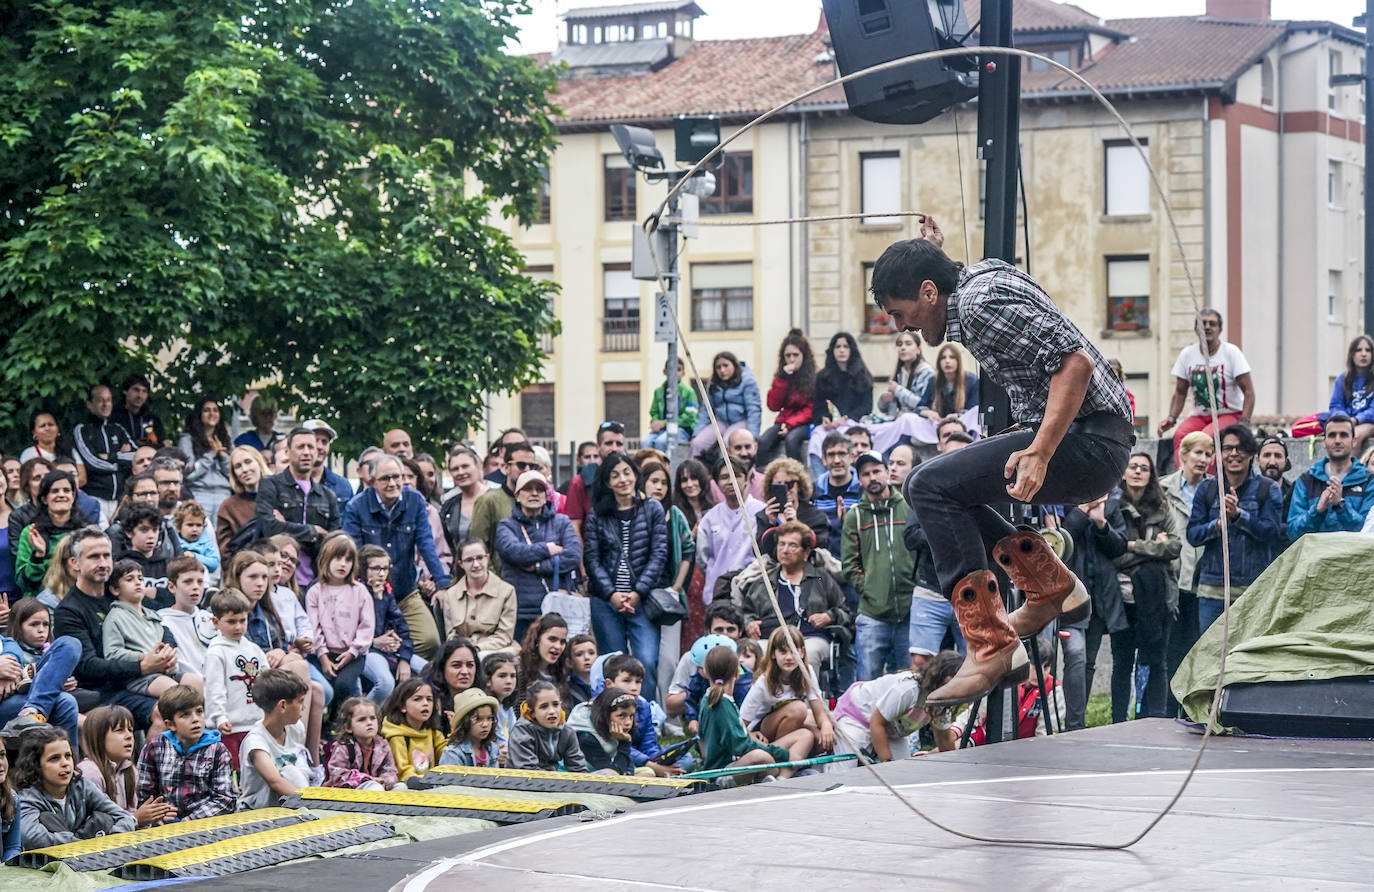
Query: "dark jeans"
757 423 810 465
0 636 81 749
905 423 1133 596
1082 613 1132 723
1165 588 1199 716
1125 563 1173 719
312 653 367 719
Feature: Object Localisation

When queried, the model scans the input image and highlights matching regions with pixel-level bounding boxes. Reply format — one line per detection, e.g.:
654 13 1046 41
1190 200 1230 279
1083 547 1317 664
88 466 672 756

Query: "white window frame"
1104 139 1150 216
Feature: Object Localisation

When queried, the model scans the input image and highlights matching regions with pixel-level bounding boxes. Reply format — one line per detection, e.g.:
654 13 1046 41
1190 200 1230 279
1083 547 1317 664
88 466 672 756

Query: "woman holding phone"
753 458 831 560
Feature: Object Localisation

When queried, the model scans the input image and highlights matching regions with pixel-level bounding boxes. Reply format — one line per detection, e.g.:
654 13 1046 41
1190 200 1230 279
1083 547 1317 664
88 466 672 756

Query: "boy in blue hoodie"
135 684 237 820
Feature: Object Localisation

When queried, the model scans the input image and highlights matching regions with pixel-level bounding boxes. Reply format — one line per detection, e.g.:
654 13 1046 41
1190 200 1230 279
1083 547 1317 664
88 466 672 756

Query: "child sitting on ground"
439 688 502 768
16 725 135 848
562 633 597 707
380 677 446 780
136 684 237 819
698 646 814 785
507 680 586 772
78 705 175 827
601 654 682 777
569 686 637 775
682 634 753 736
482 651 519 764
104 558 202 699
737 637 763 675
203 588 268 766
740 627 835 752
173 501 221 583
238 668 314 810
832 651 963 762
325 696 400 790
156 555 217 676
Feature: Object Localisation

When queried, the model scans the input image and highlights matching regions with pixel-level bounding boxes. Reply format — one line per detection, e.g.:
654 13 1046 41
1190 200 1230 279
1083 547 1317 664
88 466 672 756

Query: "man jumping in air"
871 219 1134 706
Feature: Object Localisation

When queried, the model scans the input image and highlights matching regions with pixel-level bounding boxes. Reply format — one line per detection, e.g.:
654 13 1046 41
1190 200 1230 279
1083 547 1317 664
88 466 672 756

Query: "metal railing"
601 316 640 352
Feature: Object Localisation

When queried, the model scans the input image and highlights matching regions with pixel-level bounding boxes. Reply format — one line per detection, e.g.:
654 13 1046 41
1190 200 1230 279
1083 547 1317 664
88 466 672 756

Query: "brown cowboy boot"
993 527 1092 638
925 570 1029 707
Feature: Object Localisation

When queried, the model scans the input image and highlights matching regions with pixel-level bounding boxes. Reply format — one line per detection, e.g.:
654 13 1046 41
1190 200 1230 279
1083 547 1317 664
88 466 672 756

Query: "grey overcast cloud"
514 0 1365 54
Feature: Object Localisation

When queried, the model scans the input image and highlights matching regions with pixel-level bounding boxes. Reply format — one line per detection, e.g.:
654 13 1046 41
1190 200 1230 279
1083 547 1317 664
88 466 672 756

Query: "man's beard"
1262 467 1282 480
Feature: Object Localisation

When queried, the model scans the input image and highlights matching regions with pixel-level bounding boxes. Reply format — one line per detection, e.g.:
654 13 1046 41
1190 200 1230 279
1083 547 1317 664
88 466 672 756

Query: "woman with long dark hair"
640 460 695 692
1113 452 1181 721
877 330 933 419
14 471 89 598
672 458 716 646
177 397 233 524
813 331 873 427
690 351 763 457
757 329 817 464
1329 334 1374 453
423 637 484 736
583 454 668 700
919 344 980 421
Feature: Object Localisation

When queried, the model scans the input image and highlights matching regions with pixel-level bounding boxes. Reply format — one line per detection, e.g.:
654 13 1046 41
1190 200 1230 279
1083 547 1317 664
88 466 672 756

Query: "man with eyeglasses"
150 458 184 519
483 427 528 486
812 432 862 549
1186 424 1284 632
562 421 626 536
342 454 450 659
1158 309 1255 469
469 440 539 574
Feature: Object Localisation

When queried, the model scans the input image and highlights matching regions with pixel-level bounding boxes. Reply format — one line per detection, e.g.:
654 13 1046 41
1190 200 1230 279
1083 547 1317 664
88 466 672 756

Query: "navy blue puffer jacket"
583 497 668 600
495 504 583 621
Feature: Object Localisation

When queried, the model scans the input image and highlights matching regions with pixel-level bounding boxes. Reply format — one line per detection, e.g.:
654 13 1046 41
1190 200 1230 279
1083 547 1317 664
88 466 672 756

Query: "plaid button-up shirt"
943 259 1131 425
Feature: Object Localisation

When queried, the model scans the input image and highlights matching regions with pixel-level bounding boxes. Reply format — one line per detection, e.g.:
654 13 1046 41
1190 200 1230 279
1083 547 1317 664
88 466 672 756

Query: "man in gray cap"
302 418 353 507
842 450 917 681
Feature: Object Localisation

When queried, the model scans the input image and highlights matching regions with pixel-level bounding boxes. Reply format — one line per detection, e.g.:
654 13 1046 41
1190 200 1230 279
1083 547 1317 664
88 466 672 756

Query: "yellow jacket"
381 719 447 780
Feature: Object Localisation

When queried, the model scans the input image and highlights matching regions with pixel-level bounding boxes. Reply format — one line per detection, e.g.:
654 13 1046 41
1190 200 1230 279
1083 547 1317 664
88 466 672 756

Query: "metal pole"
976 0 1020 745
663 191 681 473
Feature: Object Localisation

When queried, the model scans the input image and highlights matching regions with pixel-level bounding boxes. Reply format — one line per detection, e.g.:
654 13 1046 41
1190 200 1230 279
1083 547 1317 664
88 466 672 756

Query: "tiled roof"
1006 0 1118 34
546 10 1293 126
1021 17 1285 96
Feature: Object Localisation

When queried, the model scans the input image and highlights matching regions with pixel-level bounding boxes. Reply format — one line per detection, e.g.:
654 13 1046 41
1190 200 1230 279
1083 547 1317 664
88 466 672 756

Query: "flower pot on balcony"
1112 320 1139 331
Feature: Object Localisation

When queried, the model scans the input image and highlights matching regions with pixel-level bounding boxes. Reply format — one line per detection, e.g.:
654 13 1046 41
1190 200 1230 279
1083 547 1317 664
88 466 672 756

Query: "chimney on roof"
1204 0 1270 21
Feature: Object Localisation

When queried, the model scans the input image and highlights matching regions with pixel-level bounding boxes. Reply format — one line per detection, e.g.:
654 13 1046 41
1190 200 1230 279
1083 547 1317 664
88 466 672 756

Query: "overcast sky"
514 0 1365 53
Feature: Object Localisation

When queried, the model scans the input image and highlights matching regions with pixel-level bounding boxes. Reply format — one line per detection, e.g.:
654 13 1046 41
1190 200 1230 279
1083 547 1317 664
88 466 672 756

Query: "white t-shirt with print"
1171 342 1251 417
238 721 312 810
739 666 822 730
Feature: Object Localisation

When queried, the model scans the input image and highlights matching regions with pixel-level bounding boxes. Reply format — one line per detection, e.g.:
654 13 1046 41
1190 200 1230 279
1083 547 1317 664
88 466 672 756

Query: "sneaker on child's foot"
17 708 47 723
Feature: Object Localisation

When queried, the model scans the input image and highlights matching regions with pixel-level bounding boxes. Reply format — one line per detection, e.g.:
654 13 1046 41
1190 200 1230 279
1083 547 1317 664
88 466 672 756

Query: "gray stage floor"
212 720 1374 891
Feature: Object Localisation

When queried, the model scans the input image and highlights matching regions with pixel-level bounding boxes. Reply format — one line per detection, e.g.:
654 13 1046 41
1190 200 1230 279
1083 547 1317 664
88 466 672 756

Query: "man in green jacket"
842 451 916 680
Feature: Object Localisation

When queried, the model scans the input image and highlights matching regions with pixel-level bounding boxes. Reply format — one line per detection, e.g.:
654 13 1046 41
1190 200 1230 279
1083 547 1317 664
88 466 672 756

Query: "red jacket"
767 375 814 429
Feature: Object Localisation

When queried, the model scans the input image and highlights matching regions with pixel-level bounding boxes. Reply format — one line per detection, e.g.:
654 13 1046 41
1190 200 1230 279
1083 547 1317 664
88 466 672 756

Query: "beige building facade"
477 0 1365 453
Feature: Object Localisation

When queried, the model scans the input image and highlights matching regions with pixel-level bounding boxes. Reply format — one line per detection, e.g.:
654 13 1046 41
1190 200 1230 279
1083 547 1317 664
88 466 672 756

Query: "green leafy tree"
0 0 559 456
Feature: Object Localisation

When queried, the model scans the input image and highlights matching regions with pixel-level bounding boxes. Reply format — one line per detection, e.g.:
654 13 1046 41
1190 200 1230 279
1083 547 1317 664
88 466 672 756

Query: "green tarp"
1172 532 1374 732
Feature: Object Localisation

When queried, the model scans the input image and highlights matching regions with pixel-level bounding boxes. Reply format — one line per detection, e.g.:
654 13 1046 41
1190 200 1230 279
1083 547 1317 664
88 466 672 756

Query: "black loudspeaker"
1219 677 1374 737
822 0 978 125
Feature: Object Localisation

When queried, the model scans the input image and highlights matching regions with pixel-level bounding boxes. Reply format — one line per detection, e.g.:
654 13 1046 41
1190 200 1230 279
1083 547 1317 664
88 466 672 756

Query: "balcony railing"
601 316 640 352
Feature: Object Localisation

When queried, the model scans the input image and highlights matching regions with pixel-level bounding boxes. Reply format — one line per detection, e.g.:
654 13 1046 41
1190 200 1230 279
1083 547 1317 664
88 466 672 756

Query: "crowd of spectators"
0 318 1363 859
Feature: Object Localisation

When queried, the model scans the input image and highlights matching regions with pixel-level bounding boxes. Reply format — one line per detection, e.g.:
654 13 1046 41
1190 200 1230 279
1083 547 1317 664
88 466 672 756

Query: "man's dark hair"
821 432 852 455
1325 413 1356 436
845 425 871 441
87 382 110 399
155 445 188 464
1219 423 1258 456
712 454 749 480
576 440 596 458
286 426 315 447
705 600 744 630
503 440 535 462
122 472 155 499
119 373 151 394
870 238 963 306
597 420 625 445
122 501 163 533
604 653 645 682
945 431 974 446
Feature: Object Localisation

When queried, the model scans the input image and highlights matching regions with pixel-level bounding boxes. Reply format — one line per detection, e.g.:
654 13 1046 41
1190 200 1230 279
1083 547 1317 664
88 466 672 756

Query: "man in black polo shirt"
871 223 1134 706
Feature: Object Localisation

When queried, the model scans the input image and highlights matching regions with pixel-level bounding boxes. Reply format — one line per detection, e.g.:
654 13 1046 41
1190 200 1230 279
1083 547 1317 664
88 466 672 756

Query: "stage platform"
210 720 1374 890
